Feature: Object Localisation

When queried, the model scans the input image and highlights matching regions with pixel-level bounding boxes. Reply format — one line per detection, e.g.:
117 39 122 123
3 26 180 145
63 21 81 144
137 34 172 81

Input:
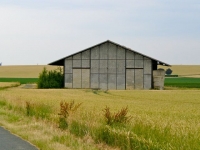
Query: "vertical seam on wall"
116 46 118 90
107 42 108 90
72 56 74 88
90 49 91 89
125 49 127 90
63 59 65 88
81 53 82 89
143 57 144 89
98 46 100 89
134 52 135 89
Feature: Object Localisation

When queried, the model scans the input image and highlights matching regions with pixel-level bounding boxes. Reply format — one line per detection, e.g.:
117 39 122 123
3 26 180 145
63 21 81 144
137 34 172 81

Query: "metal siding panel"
117 47 125 59
100 74 107 90
73 53 81 59
144 60 152 74
82 69 90 88
135 60 144 68
82 60 90 68
126 69 134 90
82 50 90 59
117 60 125 74
100 43 108 59
91 74 99 88
91 60 99 73
108 60 117 74
100 60 107 73
91 46 99 59
108 74 117 90
126 60 135 68
73 69 81 88
65 73 72 88
117 74 125 90
135 54 143 60
65 59 72 73
108 43 117 59
135 69 144 89
144 74 152 89
126 50 135 59
73 59 81 68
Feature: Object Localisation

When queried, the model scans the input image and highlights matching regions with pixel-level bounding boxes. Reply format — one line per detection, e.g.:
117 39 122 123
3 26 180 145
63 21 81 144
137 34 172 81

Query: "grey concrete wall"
126 69 134 90
82 69 90 88
135 69 144 89
64 41 154 90
73 69 81 88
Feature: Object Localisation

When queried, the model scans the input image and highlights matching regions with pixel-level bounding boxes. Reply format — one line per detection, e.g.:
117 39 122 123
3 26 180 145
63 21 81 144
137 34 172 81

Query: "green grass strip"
0 78 38 84
165 77 200 88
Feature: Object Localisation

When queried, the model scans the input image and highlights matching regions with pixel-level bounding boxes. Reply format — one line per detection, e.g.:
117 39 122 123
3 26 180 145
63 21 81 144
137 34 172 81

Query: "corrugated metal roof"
48 40 170 66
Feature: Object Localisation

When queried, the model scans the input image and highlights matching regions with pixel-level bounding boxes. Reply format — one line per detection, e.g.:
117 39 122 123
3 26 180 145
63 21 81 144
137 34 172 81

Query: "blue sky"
0 0 200 65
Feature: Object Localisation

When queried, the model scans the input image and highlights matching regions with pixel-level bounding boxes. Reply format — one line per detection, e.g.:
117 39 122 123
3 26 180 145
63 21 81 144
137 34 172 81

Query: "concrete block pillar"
153 69 165 90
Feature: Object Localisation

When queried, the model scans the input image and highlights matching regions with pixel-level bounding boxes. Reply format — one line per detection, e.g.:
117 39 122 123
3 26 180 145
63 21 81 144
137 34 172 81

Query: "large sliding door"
73 69 90 88
126 69 143 90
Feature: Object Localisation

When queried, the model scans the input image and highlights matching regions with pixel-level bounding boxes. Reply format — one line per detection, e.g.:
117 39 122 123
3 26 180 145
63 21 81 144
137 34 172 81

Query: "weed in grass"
0 100 6 107
26 101 52 119
69 120 88 137
103 106 132 126
58 101 82 130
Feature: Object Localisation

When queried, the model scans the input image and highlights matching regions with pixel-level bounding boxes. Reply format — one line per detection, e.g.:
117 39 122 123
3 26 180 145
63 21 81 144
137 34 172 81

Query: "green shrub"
37 67 64 89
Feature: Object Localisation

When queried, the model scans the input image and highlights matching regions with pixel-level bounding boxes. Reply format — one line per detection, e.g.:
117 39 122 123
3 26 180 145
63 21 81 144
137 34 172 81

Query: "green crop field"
0 78 38 84
165 77 200 88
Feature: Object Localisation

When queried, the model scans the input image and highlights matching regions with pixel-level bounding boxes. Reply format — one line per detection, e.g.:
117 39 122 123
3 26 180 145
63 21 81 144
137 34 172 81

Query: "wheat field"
0 65 58 78
159 65 200 77
0 87 200 150
0 65 200 78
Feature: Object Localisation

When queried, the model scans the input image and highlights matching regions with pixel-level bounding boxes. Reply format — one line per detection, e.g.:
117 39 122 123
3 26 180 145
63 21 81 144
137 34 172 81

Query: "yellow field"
0 65 59 78
0 82 20 88
0 88 200 149
0 65 200 78
159 65 200 76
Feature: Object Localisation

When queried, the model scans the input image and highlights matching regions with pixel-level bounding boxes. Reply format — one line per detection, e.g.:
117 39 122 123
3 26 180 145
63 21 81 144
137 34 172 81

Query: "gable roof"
48 40 170 66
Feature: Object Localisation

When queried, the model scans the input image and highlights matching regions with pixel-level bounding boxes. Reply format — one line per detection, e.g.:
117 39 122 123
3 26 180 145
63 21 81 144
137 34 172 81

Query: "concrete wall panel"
82 50 90 59
100 43 108 59
73 69 81 88
117 60 125 74
135 54 143 60
108 74 116 90
144 74 151 89
65 59 72 73
117 74 125 90
126 69 134 90
135 60 144 68
91 60 99 73
126 60 135 68
108 43 117 59
82 69 90 88
91 74 99 88
91 46 99 59
144 60 152 74
108 60 117 73
117 47 125 59
82 60 90 68
100 74 107 90
100 60 107 73
65 73 72 88
135 69 143 89
73 53 81 59
126 50 135 59
73 59 81 68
